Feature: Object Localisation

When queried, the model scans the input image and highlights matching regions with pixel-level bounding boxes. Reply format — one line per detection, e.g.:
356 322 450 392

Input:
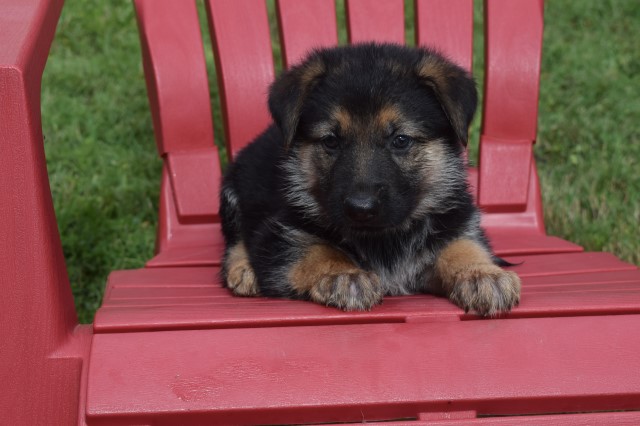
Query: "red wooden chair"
2 0 639 424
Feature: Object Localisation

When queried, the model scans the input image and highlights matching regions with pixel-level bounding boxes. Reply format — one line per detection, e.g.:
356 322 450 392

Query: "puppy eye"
391 134 414 150
321 134 340 152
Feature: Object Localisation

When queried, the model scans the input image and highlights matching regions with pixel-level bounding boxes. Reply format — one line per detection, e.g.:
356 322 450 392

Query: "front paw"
309 271 383 311
448 265 521 316
224 242 260 296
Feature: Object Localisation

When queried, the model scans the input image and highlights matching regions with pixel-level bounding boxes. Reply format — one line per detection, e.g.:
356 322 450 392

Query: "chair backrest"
134 0 545 253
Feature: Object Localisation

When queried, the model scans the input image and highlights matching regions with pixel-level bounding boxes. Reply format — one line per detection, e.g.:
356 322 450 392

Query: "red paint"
479 0 544 212
277 0 338 68
415 0 474 71
2 0 639 424
346 0 406 44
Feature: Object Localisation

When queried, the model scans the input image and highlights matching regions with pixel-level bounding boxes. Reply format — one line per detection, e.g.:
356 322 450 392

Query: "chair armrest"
0 0 77 349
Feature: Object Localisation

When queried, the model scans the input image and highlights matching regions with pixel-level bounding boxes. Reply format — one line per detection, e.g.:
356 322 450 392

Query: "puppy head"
272 43 477 233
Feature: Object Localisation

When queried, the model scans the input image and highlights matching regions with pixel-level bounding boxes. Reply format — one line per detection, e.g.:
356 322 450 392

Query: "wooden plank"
205 0 274 158
145 238 224 268
94 296 458 332
105 269 640 300
134 0 216 155
107 267 221 287
346 0 405 44
481 0 543 141
385 410 640 425
414 0 473 71
487 229 583 256
165 148 221 222
523 269 640 287
102 280 640 309
108 256 637 291
503 252 636 277
87 316 640 424
153 169 224 257
479 0 544 212
276 0 338 68
94 286 640 332
469 165 547 235
108 286 227 300
96 253 639 331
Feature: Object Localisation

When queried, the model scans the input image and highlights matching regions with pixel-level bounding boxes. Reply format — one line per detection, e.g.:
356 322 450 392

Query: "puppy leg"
434 239 520 316
288 244 383 311
224 241 259 296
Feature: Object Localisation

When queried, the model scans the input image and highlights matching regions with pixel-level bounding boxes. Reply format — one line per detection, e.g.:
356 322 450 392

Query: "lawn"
41 0 639 323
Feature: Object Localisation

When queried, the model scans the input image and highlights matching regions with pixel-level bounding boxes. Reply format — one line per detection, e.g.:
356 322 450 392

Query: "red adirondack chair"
1 0 639 424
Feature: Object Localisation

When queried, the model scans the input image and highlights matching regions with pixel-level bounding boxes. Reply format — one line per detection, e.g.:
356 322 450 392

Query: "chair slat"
97 252 639 332
206 0 275 158
479 0 544 212
346 0 405 44
151 165 223 263
88 316 640 423
276 0 338 68
482 0 544 140
166 148 221 221
414 0 473 71
135 0 222 231
134 0 215 155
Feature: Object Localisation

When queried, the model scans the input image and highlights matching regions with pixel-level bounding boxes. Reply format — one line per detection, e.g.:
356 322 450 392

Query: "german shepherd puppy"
220 43 520 316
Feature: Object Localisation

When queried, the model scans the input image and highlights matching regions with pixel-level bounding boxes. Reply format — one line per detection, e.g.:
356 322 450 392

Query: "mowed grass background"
41 0 639 323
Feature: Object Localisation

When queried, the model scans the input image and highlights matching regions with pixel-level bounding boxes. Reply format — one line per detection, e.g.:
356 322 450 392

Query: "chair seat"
86 313 640 424
96 251 639 332
92 247 640 423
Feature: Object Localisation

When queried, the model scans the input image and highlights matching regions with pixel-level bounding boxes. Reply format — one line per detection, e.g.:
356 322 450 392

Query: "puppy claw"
309 271 383 311
448 266 521 317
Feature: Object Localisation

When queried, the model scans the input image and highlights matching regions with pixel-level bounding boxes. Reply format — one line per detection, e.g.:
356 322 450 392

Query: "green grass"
41 0 639 323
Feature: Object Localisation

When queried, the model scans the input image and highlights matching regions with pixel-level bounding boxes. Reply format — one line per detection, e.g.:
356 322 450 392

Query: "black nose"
344 191 380 223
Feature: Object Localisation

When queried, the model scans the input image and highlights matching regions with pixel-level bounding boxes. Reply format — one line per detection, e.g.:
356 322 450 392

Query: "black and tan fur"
220 43 520 316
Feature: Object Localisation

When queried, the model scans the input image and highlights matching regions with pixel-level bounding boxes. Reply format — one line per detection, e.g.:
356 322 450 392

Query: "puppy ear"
268 53 326 146
416 51 477 146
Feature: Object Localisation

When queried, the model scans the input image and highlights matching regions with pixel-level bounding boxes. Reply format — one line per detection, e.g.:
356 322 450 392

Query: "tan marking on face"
374 104 403 133
405 137 465 220
415 139 448 181
434 239 521 316
332 106 353 134
375 104 428 140
297 142 315 178
225 241 259 296
396 137 447 179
